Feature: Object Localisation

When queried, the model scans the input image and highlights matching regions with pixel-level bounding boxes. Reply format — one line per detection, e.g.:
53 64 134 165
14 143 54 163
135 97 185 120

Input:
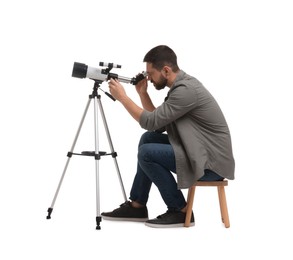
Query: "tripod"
46 80 127 230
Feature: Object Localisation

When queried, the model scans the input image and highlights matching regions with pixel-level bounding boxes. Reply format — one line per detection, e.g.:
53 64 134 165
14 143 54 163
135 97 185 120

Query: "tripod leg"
46 98 92 219
93 96 102 230
97 97 127 202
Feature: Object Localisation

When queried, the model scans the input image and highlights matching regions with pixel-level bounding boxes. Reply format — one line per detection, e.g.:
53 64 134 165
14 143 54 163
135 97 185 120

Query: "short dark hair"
143 45 179 72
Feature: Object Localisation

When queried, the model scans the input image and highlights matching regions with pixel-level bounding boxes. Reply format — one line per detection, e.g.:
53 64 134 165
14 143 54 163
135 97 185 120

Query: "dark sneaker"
145 210 194 228
101 201 148 222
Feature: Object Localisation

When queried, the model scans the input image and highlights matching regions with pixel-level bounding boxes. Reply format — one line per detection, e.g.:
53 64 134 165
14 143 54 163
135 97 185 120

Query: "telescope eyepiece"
131 71 148 85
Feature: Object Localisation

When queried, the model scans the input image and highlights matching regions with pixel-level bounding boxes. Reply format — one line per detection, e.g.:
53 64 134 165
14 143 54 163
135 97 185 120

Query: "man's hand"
108 78 143 122
135 77 156 112
108 78 127 102
135 77 148 96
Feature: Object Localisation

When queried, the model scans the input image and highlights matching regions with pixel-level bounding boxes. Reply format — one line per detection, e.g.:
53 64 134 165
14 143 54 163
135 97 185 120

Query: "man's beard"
152 75 167 90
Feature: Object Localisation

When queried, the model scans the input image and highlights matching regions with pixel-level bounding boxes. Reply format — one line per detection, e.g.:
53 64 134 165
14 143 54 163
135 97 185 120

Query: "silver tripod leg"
46 98 92 219
96 97 127 201
93 95 101 229
94 96 127 230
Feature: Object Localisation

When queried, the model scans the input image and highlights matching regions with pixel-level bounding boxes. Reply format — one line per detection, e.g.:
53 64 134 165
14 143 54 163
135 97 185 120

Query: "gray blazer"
140 70 235 189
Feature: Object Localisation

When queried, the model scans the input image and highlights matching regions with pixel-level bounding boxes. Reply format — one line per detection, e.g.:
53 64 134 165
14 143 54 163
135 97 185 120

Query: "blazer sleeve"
139 84 198 131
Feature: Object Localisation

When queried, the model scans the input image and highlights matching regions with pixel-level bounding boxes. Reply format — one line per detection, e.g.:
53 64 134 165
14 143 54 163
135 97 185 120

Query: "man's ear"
162 66 171 78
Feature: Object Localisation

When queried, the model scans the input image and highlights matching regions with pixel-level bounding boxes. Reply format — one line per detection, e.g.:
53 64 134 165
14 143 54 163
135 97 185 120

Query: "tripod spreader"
67 151 117 160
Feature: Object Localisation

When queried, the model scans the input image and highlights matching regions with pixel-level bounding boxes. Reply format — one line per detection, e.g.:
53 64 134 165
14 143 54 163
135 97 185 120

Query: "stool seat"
184 180 230 228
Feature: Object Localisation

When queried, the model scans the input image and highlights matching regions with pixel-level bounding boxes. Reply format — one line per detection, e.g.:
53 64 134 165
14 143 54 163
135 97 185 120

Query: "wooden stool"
184 180 230 228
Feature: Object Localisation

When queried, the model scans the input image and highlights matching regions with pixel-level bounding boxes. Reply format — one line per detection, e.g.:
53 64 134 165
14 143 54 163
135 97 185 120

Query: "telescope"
72 62 147 85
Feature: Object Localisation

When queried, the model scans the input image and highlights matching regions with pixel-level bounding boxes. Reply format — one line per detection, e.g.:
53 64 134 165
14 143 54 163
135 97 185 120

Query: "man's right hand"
135 77 148 96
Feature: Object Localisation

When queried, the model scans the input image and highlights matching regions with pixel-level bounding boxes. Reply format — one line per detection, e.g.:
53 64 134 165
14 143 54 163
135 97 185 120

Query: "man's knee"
139 131 168 147
139 131 155 146
137 144 152 163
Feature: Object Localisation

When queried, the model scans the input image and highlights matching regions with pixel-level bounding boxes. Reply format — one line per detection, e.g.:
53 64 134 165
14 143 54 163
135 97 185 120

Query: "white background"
0 0 292 259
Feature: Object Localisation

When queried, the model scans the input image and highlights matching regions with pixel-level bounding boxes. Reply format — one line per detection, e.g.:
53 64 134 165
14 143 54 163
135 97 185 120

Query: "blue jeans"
129 131 223 211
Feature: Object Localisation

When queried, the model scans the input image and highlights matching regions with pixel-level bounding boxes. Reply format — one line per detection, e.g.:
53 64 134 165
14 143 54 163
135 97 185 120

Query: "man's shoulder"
175 70 202 87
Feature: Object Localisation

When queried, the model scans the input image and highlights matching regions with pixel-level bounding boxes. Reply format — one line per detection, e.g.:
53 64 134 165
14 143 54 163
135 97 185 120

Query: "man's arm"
135 78 156 112
108 78 143 122
138 92 156 112
119 96 144 122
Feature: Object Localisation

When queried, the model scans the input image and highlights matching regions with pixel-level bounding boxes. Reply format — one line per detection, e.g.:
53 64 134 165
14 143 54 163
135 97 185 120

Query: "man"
102 45 235 228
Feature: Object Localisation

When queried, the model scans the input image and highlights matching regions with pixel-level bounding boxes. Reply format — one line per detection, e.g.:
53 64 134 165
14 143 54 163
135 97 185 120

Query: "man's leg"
133 132 195 228
134 142 186 210
129 131 175 206
101 131 173 221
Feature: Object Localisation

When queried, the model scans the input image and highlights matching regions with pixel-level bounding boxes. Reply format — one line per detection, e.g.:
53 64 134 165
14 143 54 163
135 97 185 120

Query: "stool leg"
184 186 196 227
217 186 230 228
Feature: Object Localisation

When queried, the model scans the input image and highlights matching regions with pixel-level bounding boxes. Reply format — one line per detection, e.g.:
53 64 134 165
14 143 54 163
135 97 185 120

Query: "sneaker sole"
101 216 148 222
145 222 195 228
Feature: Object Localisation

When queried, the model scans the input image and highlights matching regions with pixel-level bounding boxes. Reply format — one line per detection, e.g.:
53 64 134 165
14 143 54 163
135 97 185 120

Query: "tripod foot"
46 207 53 219
96 216 102 230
